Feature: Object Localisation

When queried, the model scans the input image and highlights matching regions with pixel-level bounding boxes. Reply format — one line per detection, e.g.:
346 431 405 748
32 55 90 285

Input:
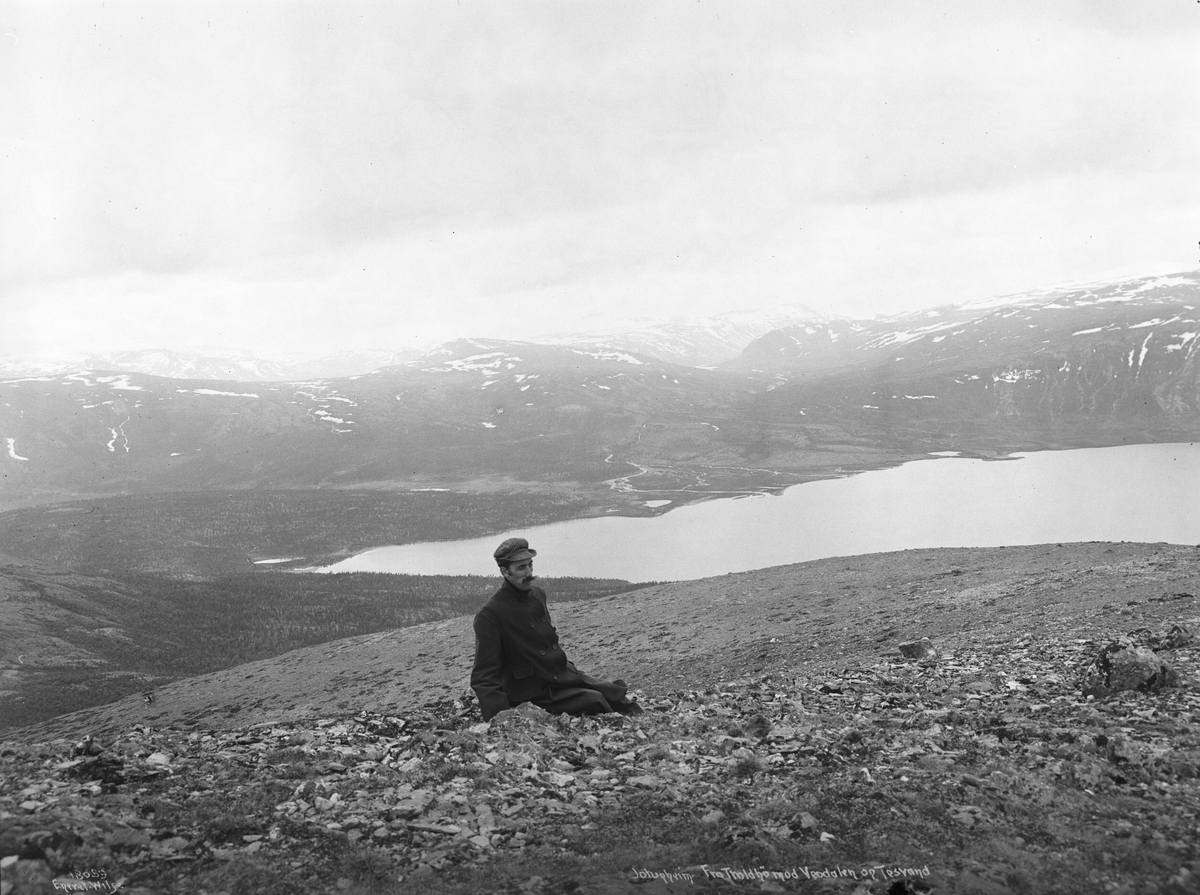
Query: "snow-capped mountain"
734 272 1200 447
542 304 826 367
0 348 429 383
1 272 1197 504
85 349 297 382
0 300 828 382
735 272 1199 378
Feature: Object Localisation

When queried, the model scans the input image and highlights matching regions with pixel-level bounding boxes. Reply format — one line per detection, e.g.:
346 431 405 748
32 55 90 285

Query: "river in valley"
318 442 1200 582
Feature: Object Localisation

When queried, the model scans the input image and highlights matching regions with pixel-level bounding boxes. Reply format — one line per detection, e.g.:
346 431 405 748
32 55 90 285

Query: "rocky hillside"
3 542 1198 893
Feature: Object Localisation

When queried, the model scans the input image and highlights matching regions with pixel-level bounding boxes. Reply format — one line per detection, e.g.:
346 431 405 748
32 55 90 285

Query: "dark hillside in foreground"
0 565 644 733
2 542 1198 894
0 489 612 577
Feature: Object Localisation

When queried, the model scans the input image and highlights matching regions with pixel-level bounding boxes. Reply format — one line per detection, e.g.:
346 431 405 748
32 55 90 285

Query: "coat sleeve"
471 608 510 721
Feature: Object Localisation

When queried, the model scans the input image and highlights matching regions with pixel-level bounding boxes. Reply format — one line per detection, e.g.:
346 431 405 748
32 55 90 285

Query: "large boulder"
1080 636 1180 698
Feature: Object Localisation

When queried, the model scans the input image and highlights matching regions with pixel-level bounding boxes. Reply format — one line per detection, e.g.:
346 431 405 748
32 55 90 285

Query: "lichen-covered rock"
1080 636 1180 697
899 637 938 660
0 857 54 895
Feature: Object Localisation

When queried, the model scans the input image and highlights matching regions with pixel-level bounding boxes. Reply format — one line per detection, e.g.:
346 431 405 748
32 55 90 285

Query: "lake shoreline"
317 442 1200 581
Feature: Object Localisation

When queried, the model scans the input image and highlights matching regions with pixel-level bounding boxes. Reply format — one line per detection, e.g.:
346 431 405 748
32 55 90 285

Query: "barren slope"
14 541 1199 743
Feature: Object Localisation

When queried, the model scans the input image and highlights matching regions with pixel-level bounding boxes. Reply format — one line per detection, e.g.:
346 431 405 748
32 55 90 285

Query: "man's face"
502 560 534 591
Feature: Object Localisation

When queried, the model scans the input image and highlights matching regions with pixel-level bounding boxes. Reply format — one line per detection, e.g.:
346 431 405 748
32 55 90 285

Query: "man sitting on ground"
471 537 642 721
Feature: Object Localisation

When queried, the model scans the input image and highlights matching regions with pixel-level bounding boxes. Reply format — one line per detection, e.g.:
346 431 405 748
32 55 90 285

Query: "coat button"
529 622 535 628
539 650 546 656
553 675 559 681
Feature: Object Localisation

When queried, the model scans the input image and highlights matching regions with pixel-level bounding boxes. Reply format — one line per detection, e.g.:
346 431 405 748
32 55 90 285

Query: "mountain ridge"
2 270 1197 508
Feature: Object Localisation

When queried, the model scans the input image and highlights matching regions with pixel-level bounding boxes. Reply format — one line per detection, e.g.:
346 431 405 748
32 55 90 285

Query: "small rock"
73 735 102 756
156 835 191 853
4 859 54 895
899 638 938 660
1150 624 1195 650
145 752 172 767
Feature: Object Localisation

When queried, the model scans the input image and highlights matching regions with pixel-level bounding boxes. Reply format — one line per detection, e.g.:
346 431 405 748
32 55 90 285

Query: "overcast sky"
3 1 1198 360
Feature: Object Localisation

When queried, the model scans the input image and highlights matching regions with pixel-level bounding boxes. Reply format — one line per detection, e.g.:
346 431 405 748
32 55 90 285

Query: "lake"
318 442 1200 582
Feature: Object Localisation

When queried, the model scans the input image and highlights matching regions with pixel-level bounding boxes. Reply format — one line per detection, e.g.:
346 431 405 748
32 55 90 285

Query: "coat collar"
496 578 534 602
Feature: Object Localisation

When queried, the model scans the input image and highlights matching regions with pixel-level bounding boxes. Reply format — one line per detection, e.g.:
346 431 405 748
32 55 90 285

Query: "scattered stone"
2 625 1198 894
72 735 102 757
1150 623 1195 651
899 637 938 660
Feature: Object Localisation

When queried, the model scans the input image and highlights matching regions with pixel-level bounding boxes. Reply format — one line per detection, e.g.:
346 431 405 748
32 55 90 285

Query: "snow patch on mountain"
5 438 29 461
178 388 261 398
994 369 1041 383
422 352 523 374
1130 317 1181 329
862 318 962 349
567 349 645 365
1166 333 1198 352
106 418 131 453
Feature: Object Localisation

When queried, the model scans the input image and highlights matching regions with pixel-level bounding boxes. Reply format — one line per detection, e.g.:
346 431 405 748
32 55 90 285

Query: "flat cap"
494 537 537 566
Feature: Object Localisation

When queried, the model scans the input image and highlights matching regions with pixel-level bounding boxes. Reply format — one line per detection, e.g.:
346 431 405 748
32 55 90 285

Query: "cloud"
2 1 1198 357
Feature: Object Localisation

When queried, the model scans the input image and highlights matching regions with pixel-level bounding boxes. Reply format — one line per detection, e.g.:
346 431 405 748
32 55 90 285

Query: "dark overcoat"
471 579 600 720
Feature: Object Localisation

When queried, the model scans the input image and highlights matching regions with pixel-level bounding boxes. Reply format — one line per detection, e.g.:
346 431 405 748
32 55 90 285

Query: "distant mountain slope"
736 271 1199 381
0 340 746 501
545 304 826 367
2 272 1198 505
733 271 1200 439
0 348 428 383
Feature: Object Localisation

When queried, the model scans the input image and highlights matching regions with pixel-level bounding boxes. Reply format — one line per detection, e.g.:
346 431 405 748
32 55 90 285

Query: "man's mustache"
524 575 537 582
